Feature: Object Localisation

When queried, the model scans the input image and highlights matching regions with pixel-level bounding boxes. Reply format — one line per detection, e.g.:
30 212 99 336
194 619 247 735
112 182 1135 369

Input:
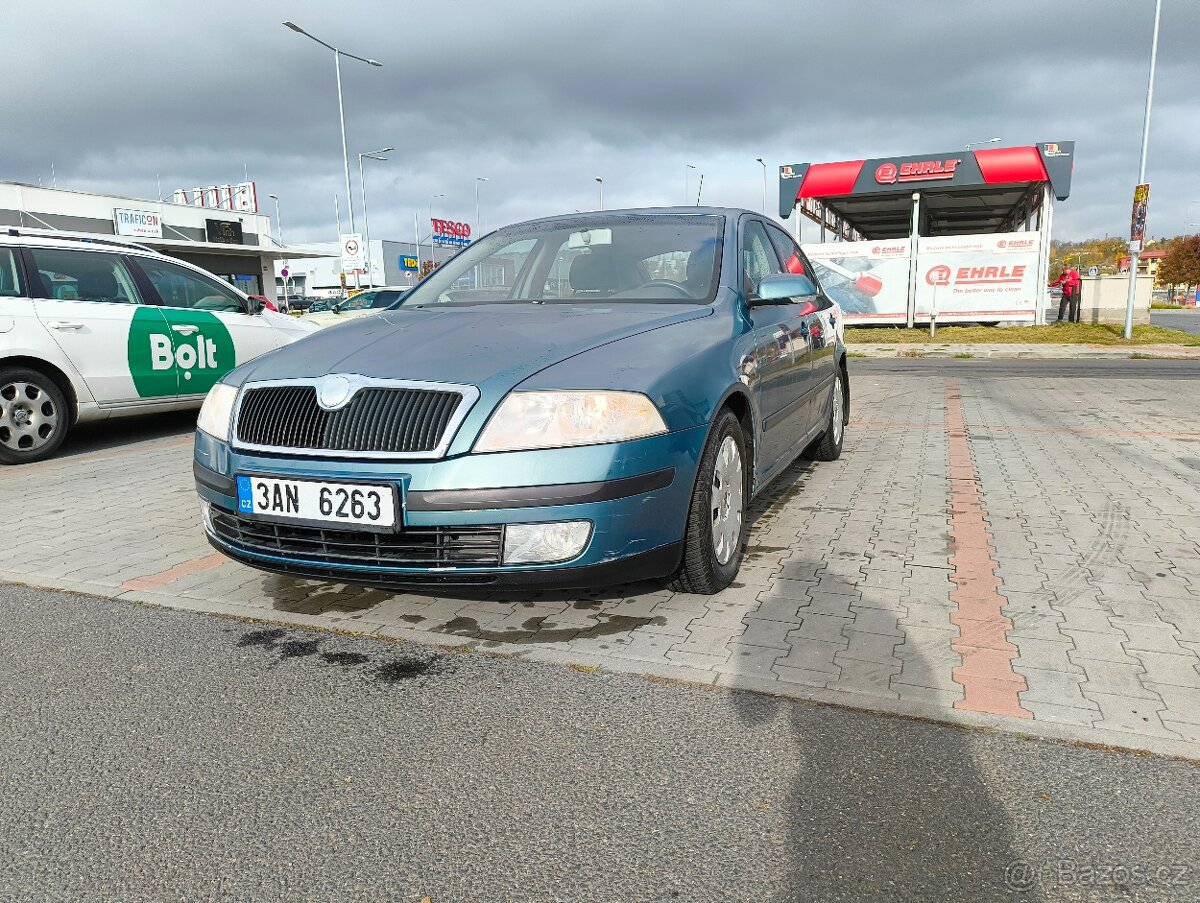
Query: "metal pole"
414 212 422 275
334 194 341 236
333 49 360 289
1124 0 1161 340
906 192 921 328
756 158 767 215
359 155 373 286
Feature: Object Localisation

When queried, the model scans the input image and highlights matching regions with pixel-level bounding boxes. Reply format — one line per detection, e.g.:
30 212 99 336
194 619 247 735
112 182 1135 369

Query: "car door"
23 245 172 405
742 219 807 473
766 225 835 434
129 255 283 400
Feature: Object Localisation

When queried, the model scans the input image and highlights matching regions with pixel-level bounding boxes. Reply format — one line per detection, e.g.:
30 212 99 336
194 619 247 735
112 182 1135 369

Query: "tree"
1155 235 1200 288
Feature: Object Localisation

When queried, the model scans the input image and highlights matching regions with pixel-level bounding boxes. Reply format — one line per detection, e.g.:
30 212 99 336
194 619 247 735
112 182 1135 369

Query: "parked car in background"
303 286 408 328
0 229 318 463
194 208 849 592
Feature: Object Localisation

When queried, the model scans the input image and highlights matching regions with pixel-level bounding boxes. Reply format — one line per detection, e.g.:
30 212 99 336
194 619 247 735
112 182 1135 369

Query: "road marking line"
945 380 1032 720
120 553 227 591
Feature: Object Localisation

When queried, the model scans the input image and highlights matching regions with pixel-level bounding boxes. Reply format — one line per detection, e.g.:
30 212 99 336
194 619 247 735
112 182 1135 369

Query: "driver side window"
134 258 245 313
742 220 783 296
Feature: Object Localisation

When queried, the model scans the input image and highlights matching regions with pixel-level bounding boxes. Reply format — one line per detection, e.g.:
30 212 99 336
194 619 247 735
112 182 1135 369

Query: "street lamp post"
965 137 1001 151
283 21 381 288
358 147 393 287
595 177 604 211
755 157 767 215
1124 0 1162 340
269 193 285 308
475 177 488 235
428 193 444 269
685 163 696 206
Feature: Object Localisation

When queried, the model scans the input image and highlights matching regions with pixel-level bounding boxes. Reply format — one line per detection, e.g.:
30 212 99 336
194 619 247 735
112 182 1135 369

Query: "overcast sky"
5 0 1197 245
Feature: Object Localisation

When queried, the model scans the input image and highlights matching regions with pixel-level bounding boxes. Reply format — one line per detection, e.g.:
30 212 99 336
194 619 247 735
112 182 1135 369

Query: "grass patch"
845 323 1200 346
953 353 974 359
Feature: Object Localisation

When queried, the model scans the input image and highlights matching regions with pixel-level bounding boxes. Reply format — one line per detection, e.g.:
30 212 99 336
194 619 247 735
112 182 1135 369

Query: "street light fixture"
755 157 767 215
282 21 382 288
1124 0 1162 340
428 193 444 266
267 193 283 247
358 147 393 287
595 177 604 211
965 137 1001 151
475 177 488 236
685 163 696 206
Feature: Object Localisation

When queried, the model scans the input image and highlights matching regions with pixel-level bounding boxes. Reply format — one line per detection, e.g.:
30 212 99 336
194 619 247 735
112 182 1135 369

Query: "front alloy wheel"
671 409 748 594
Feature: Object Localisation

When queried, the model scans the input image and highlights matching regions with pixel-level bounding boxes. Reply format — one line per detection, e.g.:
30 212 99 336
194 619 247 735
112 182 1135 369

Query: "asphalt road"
1152 309 1200 335
1 583 1196 903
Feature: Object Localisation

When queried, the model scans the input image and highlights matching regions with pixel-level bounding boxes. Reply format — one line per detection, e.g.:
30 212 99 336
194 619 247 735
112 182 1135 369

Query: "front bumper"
194 425 705 588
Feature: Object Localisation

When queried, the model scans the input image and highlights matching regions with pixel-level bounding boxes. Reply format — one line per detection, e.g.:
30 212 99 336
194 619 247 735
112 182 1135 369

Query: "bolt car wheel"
671 409 748 594
0 368 69 465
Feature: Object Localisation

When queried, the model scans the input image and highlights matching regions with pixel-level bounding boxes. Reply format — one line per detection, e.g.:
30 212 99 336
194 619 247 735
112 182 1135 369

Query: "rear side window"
0 249 22 297
134 257 244 313
25 247 140 304
371 290 402 308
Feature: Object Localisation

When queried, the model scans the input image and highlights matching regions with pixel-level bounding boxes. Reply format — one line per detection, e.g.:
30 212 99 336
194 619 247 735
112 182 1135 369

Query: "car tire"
0 367 70 465
670 408 749 594
809 367 846 462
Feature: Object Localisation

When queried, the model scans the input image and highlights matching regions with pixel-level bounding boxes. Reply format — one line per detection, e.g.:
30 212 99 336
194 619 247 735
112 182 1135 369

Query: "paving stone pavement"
4 363 1200 757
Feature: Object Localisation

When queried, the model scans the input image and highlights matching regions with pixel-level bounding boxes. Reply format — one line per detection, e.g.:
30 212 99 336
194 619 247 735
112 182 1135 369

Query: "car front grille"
209 508 503 571
235 384 464 455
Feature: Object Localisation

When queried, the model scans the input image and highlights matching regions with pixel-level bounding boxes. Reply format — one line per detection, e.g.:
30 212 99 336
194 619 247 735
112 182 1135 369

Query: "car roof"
0 227 174 259
505 206 753 230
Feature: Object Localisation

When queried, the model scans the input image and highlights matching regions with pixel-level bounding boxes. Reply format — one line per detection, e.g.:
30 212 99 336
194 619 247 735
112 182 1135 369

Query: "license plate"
236 475 397 529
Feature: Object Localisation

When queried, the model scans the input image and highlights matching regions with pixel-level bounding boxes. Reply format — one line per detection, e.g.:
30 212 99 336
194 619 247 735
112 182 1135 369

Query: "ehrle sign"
432 218 472 247
875 159 960 185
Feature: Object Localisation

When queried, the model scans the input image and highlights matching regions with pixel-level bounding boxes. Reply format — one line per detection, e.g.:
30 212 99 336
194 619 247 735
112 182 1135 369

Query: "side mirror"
754 273 818 305
244 295 265 314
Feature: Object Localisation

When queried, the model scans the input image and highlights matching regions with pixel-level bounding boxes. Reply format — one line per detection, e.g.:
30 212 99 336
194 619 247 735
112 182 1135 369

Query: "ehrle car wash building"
778 141 1150 326
0 180 319 296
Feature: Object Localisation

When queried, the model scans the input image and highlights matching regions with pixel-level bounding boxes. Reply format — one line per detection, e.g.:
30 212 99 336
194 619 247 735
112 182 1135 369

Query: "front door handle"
47 321 84 331
171 324 200 336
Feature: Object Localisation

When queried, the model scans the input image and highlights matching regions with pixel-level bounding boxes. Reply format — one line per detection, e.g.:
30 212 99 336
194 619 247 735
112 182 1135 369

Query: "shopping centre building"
0 181 319 296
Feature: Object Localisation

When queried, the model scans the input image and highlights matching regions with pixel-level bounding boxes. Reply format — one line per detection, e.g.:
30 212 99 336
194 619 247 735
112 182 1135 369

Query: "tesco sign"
431 218 472 247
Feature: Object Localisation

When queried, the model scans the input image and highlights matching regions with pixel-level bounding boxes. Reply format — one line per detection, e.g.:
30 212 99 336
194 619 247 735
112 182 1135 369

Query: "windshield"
398 213 723 307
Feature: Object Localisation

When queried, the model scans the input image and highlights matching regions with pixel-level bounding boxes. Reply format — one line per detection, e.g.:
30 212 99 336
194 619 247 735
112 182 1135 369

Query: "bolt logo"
925 265 952 286
127 308 235 397
874 163 898 184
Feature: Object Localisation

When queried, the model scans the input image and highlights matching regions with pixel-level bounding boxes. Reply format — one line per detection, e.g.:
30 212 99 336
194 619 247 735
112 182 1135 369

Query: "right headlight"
473 390 668 453
196 382 238 441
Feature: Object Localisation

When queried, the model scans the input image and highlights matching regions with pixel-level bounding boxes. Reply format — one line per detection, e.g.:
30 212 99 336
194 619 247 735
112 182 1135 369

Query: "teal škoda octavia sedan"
194 208 849 592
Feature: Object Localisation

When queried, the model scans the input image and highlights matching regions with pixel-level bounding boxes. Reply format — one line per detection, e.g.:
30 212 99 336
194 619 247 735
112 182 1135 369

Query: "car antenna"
695 173 704 206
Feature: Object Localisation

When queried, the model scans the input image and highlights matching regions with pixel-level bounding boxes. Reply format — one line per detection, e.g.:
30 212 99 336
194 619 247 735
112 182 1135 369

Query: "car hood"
232 303 713 395
301 308 381 329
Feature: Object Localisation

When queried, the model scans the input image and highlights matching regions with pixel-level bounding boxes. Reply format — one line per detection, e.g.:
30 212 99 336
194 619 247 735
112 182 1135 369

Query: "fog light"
503 521 592 565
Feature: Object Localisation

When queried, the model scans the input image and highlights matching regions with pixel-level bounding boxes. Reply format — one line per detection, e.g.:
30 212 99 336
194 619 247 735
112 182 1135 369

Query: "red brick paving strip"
944 380 1032 719
120 554 227 591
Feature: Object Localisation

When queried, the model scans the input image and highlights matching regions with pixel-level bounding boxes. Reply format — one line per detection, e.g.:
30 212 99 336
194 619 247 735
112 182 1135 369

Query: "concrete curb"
5 572 1197 762
847 343 1200 360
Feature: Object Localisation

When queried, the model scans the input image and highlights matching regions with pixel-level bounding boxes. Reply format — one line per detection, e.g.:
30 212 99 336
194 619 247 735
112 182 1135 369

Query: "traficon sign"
113 208 162 238
432 219 472 248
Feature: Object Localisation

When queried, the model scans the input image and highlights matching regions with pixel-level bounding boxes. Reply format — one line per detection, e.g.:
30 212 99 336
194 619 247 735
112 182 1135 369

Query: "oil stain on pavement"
235 626 450 683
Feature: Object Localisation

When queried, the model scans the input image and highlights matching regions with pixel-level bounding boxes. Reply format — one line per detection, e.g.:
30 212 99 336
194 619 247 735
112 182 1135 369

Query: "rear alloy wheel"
0 368 69 465
671 409 748 594
809 368 846 462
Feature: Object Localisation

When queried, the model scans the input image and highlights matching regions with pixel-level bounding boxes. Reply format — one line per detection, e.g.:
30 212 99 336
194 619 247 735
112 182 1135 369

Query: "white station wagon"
0 229 316 463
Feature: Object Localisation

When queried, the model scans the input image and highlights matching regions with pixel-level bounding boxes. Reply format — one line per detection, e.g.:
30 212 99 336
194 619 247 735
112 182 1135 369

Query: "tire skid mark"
945 380 1032 719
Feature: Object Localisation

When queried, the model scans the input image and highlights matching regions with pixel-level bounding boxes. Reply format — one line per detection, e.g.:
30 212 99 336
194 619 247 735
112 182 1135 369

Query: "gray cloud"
4 0 1197 243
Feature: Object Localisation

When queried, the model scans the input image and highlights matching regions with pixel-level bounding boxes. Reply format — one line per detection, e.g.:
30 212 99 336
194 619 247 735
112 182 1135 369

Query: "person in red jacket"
1049 265 1082 323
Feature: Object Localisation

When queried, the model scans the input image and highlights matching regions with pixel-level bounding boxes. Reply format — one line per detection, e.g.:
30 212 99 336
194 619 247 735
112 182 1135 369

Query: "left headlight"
197 383 238 441
474 390 668 453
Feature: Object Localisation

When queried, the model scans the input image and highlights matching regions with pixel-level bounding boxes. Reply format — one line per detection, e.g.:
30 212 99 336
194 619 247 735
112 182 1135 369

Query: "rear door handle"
47 321 84 331
171 325 200 335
